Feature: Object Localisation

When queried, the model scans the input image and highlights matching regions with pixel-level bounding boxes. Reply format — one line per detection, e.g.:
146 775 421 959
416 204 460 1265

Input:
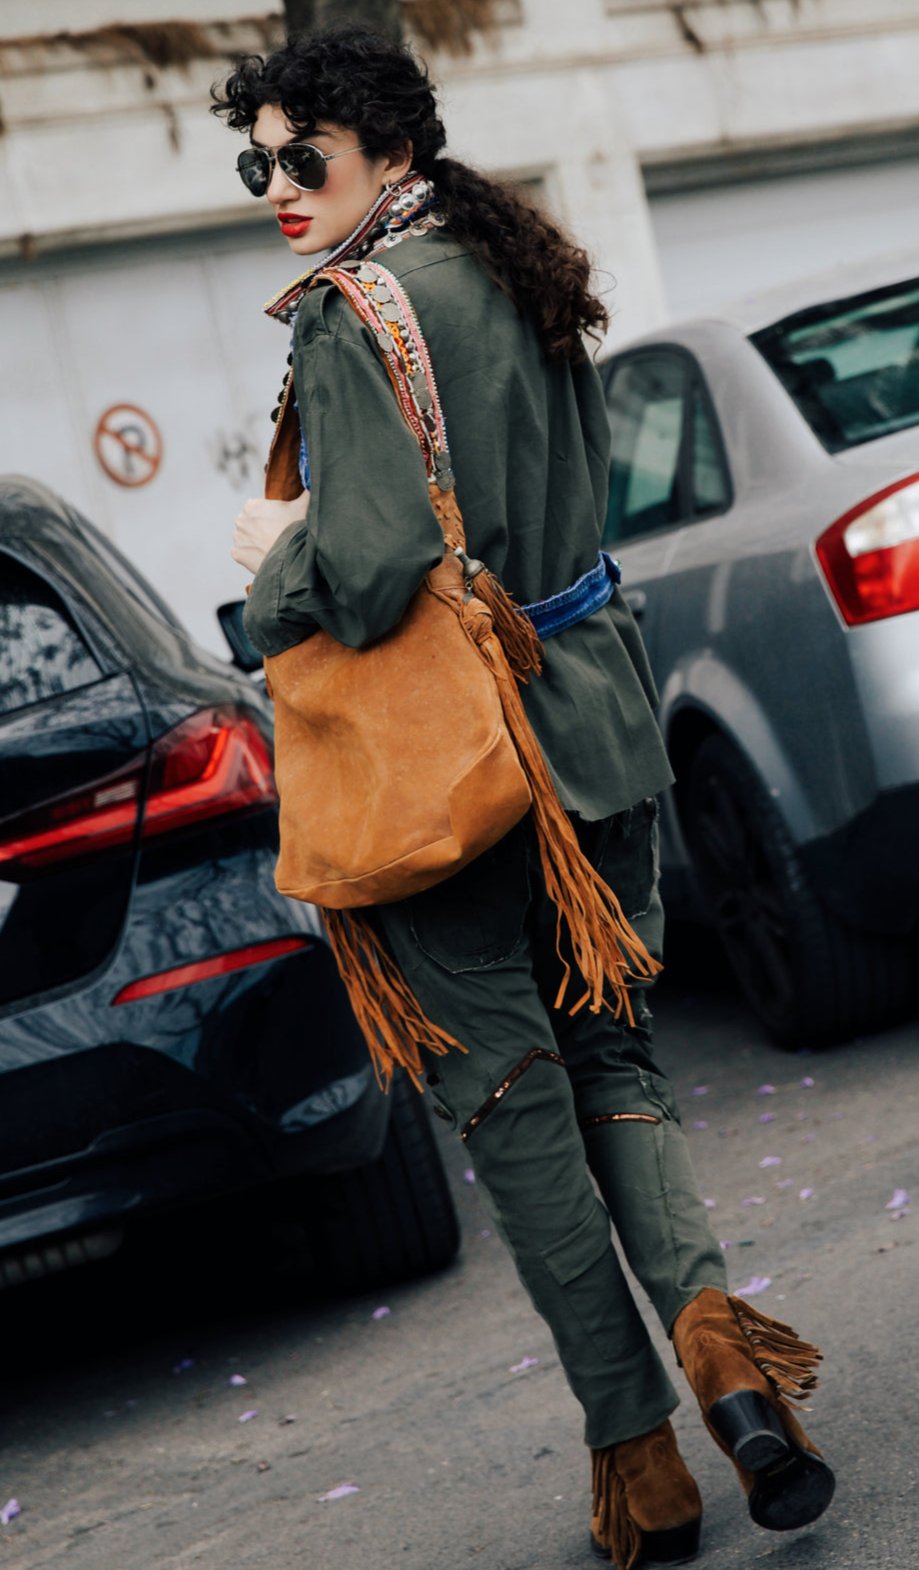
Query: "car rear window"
0 553 102 714
750 277 919 453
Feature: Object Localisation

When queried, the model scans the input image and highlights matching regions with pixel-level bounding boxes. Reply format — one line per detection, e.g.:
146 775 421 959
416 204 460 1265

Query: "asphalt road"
3 937 917 1570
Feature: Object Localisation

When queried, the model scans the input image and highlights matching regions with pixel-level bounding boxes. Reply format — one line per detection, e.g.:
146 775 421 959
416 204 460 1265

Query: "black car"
0 477 458 1293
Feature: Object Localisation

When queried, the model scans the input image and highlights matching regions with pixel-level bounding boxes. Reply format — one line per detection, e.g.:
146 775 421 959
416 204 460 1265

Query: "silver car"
601 257 919 1046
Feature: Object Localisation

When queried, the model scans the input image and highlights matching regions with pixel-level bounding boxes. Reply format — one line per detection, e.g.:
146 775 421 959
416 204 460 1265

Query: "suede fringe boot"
590 1419 703 1568
671 1288 835 1532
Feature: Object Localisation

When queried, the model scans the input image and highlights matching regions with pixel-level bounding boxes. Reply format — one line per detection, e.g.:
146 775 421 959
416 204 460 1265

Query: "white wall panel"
650 158 919 320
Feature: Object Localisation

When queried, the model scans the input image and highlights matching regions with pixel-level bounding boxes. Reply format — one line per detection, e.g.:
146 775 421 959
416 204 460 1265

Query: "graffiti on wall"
212 428 263 490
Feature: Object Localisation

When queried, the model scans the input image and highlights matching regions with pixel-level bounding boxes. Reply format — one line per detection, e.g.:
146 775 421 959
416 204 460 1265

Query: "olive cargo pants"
374 799 727 1449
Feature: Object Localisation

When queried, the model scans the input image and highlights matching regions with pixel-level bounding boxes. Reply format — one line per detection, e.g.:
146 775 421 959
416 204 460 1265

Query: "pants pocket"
541 1204 634 1364
409 822 531 974
597 797 659 923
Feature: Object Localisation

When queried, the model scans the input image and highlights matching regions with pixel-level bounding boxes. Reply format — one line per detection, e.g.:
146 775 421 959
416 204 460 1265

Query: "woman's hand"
231 492 310 574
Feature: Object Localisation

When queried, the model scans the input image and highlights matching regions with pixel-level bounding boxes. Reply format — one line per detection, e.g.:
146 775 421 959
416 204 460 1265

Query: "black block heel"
709 1389 790 1471
709 1389 836 1532
641 1516 702 1564
590 1516 702 1565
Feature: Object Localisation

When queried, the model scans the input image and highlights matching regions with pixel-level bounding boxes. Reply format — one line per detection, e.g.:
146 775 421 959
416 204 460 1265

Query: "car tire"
289 1072 461 1294
682 733 912 1046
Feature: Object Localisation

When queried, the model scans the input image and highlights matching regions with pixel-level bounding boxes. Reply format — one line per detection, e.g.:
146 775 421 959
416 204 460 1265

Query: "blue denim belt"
521 551 621 639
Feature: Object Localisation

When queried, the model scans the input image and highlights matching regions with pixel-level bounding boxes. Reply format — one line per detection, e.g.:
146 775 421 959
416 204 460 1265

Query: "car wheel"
682 733 912 1046
287 1071 460 1294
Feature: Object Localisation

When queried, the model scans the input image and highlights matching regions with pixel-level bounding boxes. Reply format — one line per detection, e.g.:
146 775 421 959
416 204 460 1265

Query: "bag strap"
310 261 455 494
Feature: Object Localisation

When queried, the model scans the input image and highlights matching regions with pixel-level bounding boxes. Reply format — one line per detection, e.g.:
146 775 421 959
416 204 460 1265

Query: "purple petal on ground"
741 1196 766 1206
719 1240 733 1249
800 1076 815 1088
777 1178 794 1189
692 1086 709 1096
319 1483 360 1501
758 1112 776 1124
759 1156 783 1168
692 1120 708 1130
238 1409 259 1422
736 1276 772 1297
757 1085 776 1096
479 1229 492 1238
173 1358 194 1374
799 1188 814 1199
228 1374 248 1386
886 1188 911 1211
463 1168 476 1184
371 1306 391 1321
703 1198 717 1208
0 1500 20 1526
509 1356 540 1374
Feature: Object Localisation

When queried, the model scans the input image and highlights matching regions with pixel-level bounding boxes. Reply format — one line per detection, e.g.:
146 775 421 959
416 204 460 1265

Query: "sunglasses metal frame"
237 141 368 197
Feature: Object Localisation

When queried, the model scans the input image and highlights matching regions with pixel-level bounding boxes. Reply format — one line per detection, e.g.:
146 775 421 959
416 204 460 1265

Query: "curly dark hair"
212 25 609 361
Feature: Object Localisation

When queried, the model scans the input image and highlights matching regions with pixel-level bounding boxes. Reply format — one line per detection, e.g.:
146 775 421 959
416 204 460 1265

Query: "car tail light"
112 935 312 1004
0 706 277 872
816 473 919 625
142 706 277 840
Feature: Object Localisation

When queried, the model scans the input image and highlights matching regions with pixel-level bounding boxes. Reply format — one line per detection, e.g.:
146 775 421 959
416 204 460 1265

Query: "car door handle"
622 588 647 619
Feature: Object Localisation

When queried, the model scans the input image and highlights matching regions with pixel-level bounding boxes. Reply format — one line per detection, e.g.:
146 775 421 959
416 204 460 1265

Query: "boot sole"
709 1389 836 1532
590 1516 702 1565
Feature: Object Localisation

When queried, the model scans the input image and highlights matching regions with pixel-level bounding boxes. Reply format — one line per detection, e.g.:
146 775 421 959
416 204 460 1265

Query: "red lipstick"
279 213 312 236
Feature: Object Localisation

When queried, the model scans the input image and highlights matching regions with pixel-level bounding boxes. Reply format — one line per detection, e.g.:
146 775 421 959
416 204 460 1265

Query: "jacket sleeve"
242 309 444 657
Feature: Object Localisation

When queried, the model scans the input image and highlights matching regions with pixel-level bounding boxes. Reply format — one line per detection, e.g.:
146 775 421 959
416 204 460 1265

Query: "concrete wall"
2 0 918 652
4 2 918 333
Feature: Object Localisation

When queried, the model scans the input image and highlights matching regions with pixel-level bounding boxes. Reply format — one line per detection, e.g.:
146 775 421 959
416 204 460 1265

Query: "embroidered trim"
579 1113 661 1129
460 1048 565 1143
313 260 454 490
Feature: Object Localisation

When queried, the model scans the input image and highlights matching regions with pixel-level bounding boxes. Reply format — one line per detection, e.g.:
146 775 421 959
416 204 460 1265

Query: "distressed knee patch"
460 1047 565 1142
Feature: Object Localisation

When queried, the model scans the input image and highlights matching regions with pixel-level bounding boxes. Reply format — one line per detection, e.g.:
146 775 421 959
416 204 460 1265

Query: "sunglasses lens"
277 144 327 191
237 148 270 197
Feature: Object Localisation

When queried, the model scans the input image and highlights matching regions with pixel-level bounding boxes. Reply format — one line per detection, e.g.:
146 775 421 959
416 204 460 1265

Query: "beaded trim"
314 259 454 491
579 1113 661 1129
460 1048 566 1143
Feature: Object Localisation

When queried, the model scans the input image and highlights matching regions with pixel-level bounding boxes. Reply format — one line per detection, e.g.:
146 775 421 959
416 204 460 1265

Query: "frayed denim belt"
520 551 621 639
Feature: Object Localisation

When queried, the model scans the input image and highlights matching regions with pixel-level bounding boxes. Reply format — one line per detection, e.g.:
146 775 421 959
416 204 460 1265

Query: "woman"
214 26 834 1566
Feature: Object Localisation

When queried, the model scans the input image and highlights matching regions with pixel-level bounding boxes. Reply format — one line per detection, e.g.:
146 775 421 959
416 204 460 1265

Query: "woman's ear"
383 140 413 183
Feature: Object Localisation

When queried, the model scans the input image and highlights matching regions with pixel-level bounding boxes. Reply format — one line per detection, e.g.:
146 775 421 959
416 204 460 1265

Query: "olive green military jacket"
243 230 674 820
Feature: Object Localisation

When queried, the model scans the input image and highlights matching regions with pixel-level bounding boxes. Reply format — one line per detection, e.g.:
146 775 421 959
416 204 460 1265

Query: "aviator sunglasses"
236 140 367 198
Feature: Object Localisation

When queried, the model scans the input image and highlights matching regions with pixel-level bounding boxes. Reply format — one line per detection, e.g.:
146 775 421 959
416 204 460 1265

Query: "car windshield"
750 276 919 453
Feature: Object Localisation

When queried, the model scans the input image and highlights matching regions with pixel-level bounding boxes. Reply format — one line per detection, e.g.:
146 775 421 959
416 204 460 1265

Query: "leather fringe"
473 570 543 683
323 909 468 1094
318 579 658 1092
471 611 661 1021
591 1446 642 1570
729 1294 823 1405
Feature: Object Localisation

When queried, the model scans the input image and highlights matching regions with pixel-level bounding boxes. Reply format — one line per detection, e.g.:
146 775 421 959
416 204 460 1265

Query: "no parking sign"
94 403 163 487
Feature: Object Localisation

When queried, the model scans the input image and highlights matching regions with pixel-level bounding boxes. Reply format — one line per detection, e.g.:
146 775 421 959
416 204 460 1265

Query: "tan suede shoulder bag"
261 260 657 1090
